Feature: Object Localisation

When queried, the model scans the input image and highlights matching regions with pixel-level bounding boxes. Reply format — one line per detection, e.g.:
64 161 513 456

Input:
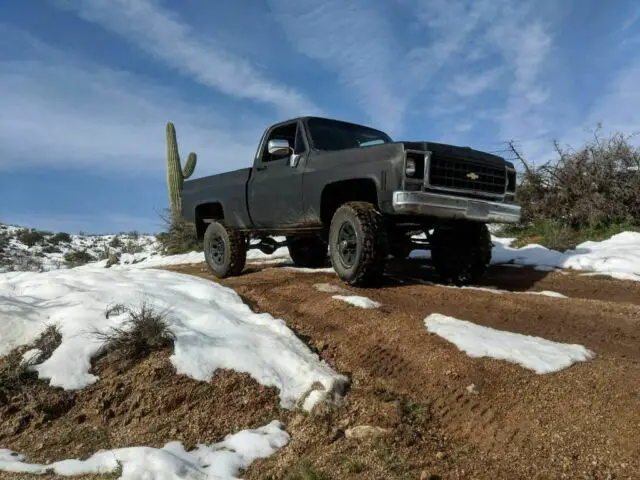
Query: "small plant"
121 240 145 254
109 236 123 248
93 301 176 360
50 232 72 244
0 232 10 252
156 208 202 255
64 250 96 267
41 244 62 254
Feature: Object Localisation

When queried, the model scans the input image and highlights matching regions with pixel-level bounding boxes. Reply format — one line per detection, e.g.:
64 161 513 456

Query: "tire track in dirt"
166 262 640 478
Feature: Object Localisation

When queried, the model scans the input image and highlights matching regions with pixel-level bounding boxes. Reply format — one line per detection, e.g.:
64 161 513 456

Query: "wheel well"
320 178 378 226
194 202 224 239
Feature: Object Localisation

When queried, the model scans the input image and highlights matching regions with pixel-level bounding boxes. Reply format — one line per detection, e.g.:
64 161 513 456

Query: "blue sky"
1 0 639 234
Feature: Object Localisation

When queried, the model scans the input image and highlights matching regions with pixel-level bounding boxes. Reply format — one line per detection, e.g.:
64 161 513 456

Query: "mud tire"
203 221 246 278
329 202 388 287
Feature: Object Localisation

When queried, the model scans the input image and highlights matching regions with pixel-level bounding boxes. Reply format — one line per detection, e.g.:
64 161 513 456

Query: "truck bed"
181 167 253 228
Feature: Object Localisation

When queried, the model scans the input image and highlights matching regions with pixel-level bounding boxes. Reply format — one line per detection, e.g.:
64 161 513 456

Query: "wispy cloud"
0 26 264 176
267 0 412 133
450 67 504 97
53 0 321 117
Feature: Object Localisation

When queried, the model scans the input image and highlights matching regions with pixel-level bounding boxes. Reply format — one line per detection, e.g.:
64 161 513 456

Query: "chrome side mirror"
267 138 291 156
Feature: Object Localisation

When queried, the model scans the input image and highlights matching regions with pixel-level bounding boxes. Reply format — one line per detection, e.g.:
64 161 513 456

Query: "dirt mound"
0 345 281 477
167 261 640 479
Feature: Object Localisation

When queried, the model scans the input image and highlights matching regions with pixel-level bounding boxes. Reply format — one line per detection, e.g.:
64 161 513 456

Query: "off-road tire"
329 201 388 287
430 222 492 286
203 221 246 278
286 235 328 268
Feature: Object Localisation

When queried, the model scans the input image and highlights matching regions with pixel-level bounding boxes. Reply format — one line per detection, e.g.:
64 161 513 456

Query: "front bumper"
392 191 521 224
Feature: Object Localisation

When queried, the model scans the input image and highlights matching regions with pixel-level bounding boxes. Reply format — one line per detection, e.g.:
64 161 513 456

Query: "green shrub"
109 236 123 248
121 241 145 254
63 250 96 267
499 219 640 251
16 228 46 247
0 232 9 253
50 232 72 244
41 244 62 254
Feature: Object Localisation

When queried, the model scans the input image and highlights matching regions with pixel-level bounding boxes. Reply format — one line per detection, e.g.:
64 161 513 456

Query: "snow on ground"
332 295 382 309
424 313 594 374
0 420 289 479
492 232 640 281
314 283 348 294
419 281 568 299
0 267 347 411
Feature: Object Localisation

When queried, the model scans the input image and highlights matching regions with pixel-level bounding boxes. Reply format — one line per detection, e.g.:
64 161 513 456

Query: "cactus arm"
183 152 197 179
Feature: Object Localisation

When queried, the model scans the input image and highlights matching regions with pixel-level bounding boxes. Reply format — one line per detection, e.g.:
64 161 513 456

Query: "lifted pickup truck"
182 116 520 286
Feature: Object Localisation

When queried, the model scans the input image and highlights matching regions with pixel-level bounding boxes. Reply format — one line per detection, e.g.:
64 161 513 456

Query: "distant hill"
0 223 159 273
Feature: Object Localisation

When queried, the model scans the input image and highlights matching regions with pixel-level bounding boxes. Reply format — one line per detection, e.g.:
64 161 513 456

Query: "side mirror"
267 139 291 156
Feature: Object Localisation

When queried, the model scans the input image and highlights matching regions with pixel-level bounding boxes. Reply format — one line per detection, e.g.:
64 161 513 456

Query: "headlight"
405 159 417 177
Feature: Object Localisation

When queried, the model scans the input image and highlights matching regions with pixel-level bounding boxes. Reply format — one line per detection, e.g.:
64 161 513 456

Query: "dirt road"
166 260 640 479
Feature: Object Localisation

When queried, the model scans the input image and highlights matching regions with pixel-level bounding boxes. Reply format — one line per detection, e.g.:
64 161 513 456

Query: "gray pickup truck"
182 116 520 286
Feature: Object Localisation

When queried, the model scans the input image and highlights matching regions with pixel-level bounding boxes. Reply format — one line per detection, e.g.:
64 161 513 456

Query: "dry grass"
92 301 176 362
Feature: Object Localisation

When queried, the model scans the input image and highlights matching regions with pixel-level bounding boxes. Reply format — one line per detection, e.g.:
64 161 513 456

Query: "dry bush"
93 301 176 361
156 208 202 255
510 127 640 228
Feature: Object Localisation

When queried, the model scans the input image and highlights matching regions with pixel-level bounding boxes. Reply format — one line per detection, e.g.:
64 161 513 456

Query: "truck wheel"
203 221 246 278
430 222 492 286
286 235 328 268
329 201 388 286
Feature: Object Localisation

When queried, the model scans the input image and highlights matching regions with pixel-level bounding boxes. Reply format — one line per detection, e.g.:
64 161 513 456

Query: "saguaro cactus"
165 122 197 225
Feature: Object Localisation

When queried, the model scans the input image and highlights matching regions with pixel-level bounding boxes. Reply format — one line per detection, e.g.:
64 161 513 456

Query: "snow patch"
424 313 594 374
314 283 349 294
491 232 640 281
332 295 382 309
0 267 347 410
0 420 289 479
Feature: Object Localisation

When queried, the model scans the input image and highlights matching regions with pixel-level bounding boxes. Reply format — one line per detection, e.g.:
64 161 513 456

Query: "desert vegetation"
499 126 640 250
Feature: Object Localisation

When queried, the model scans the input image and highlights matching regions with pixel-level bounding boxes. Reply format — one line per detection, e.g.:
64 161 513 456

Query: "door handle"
256 165 267 171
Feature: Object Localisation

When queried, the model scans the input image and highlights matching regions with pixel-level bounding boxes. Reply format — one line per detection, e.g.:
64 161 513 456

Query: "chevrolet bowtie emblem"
466 172 480 180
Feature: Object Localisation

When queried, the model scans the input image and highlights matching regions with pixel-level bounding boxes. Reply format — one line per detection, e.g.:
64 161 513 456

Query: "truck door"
247 120 307 228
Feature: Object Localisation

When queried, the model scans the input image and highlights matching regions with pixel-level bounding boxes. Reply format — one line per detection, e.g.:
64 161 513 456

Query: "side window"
261 122 298 163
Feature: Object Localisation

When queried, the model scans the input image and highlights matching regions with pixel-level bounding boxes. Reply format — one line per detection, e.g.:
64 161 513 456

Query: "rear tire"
329 201 388 287
203 221 246 278
430 222 492 285
286 235 328 268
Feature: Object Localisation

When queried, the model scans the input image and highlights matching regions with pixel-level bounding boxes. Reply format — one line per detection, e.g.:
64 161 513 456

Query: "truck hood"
397 141 512 169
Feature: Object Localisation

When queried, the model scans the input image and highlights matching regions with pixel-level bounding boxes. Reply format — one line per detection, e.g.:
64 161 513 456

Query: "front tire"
203 221 246 278
430 222 492 286
287 235 328 268
329 202 388 287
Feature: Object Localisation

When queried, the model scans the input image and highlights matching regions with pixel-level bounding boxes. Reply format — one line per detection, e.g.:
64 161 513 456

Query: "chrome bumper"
392 191 521 224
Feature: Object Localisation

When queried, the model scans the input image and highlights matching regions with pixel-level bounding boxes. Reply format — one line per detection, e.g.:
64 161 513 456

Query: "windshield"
306 118 392 152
